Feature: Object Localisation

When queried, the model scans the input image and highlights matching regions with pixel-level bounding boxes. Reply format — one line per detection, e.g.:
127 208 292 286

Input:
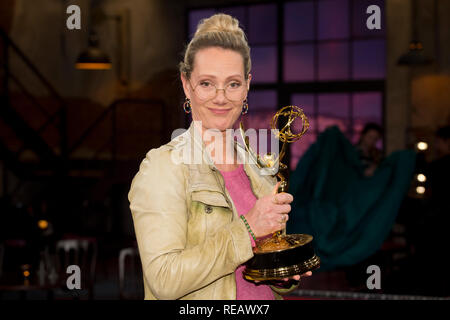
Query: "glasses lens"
225 84 246 101
194 81 246 101
196 84 215 100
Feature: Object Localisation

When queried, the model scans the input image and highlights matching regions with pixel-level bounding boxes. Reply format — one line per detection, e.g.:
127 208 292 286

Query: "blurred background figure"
356 123 383 177
413 125 450 296
288 125 416 273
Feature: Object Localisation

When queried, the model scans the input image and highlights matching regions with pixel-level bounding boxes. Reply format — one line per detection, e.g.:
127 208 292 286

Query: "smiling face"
181 47 251 133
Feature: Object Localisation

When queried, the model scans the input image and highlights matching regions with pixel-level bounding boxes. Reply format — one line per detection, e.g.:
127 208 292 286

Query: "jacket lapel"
171 121 277 206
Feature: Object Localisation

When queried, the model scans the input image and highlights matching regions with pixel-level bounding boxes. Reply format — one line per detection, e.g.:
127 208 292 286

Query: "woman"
129 13 310 300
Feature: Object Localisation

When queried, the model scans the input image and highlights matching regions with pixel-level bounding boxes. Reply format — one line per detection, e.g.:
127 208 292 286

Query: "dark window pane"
284 1 315 42
250 46 277 83
352 40 385 79
243 111 274 131
284 44 315 82
291 94 316 133
249 4 277 44
317 93 350 133
248 90 277 110
318 41 349 80
352 0 385 37
318 0 349 40
220 6 247 33
353 92 382 121
352 92 383 143
189 9 216 38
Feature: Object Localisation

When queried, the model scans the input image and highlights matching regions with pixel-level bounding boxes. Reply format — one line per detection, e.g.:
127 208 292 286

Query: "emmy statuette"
239 105 321 281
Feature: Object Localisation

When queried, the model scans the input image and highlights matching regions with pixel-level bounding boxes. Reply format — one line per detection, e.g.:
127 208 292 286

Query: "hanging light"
397 40 433 66
76 31 112 70
397 0 434 66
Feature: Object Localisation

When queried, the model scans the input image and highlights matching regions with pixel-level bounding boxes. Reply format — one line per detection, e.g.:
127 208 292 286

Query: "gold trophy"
239 105 320 281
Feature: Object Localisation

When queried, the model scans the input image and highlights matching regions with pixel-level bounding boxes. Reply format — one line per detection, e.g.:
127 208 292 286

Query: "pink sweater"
219 164 275 300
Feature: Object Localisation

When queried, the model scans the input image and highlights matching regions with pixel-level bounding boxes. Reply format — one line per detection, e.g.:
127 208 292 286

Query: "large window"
187 0 385 170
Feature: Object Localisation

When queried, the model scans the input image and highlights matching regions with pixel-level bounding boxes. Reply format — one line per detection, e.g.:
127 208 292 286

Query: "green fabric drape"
287 126 416 271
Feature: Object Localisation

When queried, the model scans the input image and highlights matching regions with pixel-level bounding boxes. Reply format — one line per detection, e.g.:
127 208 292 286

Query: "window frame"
184 0 386 168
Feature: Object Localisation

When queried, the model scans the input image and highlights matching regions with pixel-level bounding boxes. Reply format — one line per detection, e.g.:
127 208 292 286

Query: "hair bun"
180 13 251 80
195 13 242 37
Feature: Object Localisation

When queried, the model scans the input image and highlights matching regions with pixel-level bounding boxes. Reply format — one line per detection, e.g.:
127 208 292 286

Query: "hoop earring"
241 99 249 115
183 98 192 114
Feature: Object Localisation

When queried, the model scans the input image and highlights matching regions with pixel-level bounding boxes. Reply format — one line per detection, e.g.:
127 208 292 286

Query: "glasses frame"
189 79 249 102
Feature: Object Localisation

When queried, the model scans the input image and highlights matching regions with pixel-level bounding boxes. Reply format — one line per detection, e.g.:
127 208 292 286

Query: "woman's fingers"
272 181 281 195
272 192 294 205
248 183 295 237
280 272 312 282
281 275 300 281
274 204 291 215
254 272 313 284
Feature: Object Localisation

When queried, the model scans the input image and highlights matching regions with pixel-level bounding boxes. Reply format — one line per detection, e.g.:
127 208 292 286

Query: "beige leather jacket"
129 121 295 300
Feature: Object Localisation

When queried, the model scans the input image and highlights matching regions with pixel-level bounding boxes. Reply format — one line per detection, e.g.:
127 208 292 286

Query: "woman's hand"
280 271 312 283
253 271 313 285
244 182 293 238
272 271 313 289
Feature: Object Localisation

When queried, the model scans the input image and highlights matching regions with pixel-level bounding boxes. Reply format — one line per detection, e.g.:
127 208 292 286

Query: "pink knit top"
219 164 275 300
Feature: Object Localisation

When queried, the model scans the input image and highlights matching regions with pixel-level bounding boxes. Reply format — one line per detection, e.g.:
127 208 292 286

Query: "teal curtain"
287 126 416 270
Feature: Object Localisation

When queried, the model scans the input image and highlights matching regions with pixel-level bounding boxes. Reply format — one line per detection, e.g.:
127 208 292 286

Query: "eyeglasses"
189 80 248 102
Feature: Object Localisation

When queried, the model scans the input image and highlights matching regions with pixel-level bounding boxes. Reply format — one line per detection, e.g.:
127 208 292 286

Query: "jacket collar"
168 121 277 199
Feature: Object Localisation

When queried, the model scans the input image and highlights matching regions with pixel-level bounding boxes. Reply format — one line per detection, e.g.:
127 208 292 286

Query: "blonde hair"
179 13 251 80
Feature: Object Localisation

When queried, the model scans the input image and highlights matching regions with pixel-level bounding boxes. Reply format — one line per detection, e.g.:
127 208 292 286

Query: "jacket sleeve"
128 147 254 300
